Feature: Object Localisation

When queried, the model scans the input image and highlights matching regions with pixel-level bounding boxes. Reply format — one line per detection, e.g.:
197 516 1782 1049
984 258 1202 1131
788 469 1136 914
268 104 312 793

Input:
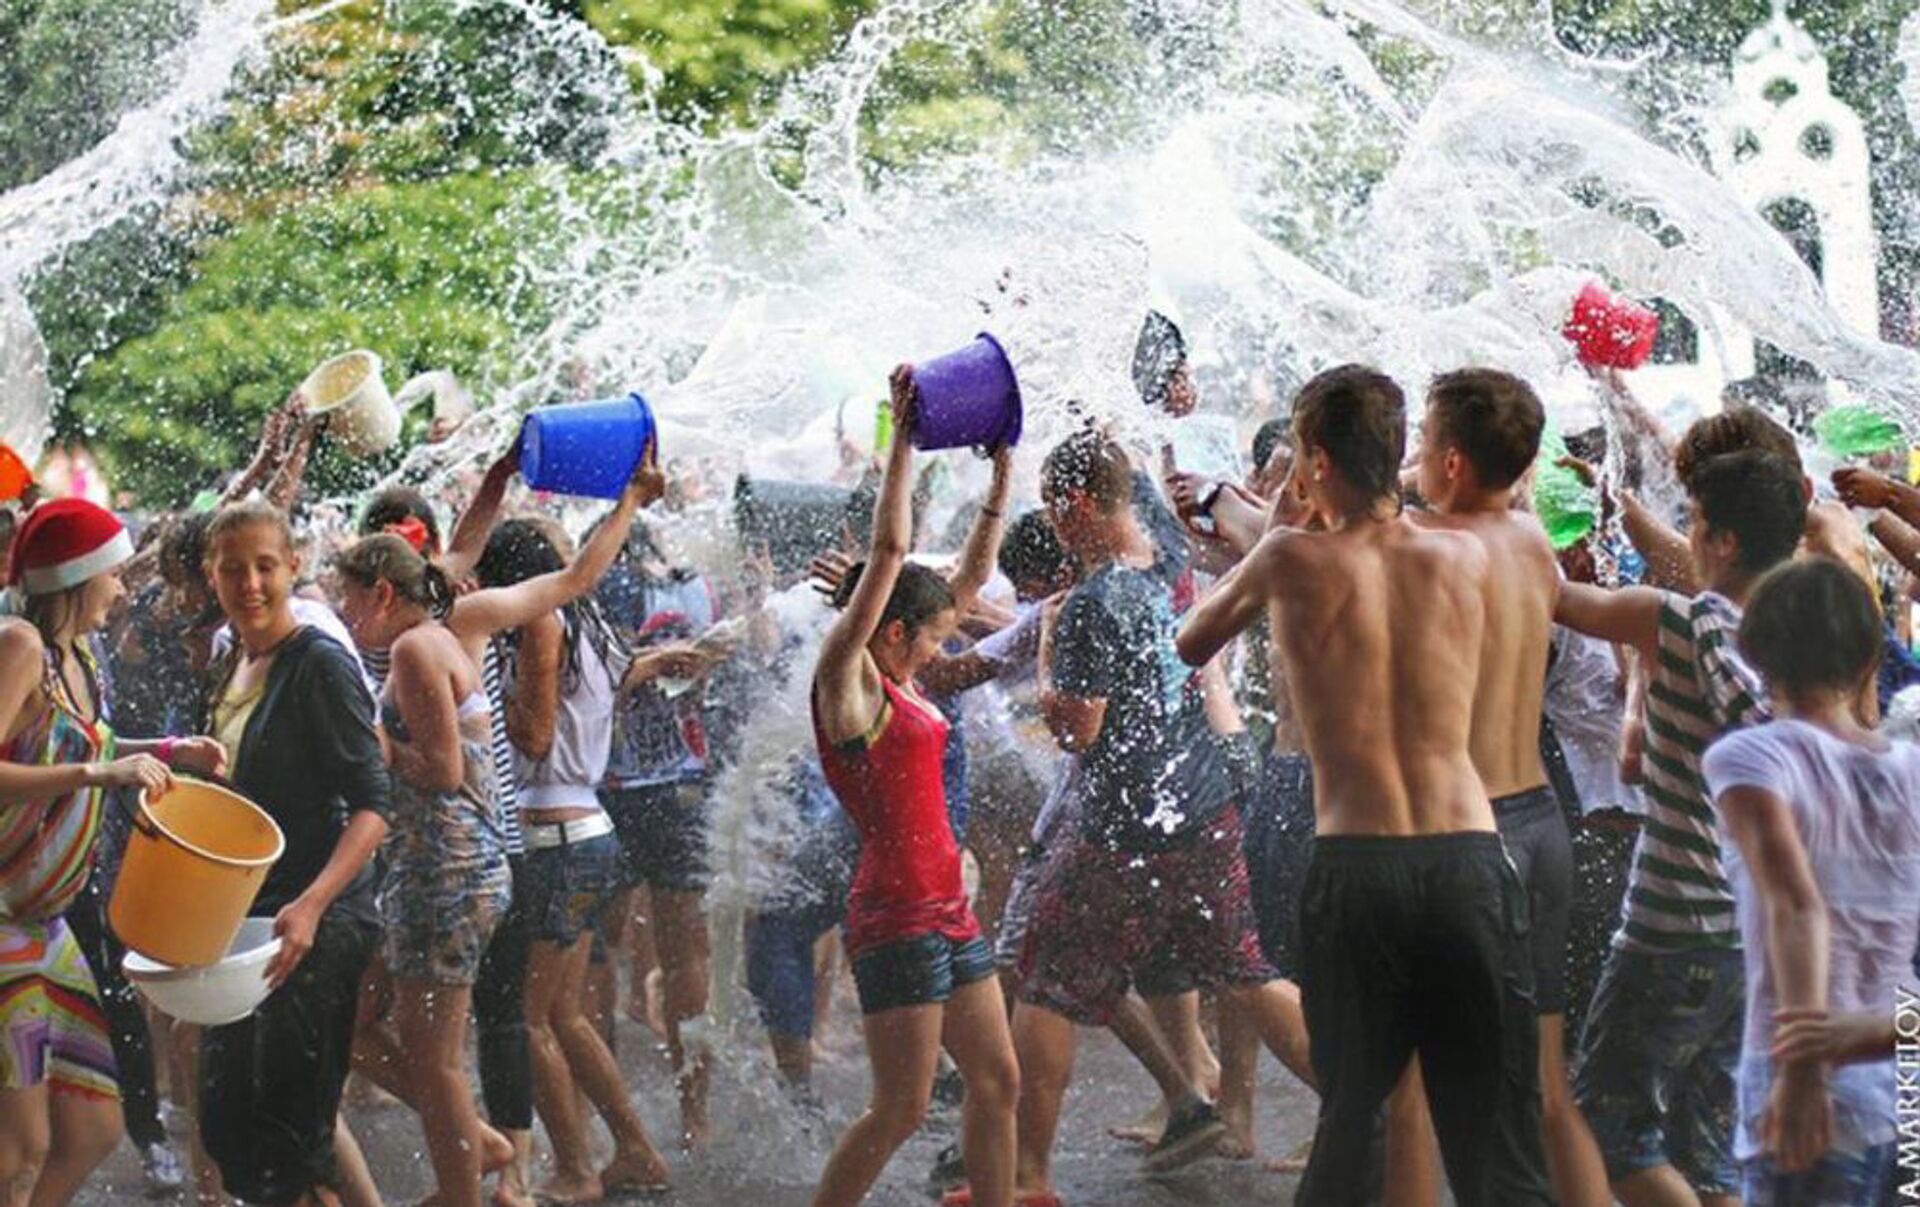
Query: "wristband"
1195 481 1226 518
156 738 177 767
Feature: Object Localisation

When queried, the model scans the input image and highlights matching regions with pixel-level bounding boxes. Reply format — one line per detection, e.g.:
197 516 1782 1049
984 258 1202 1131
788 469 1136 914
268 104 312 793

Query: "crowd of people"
0 314 1915 1207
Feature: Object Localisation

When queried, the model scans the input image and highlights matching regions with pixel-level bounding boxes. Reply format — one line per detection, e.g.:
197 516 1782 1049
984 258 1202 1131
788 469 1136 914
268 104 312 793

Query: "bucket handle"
128 772 242 838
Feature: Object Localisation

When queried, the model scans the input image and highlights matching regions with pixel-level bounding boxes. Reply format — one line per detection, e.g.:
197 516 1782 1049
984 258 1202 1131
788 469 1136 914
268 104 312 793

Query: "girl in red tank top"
808 367 1023 1207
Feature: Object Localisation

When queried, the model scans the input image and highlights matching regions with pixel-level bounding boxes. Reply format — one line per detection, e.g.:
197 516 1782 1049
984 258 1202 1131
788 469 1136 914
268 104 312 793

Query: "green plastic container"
1815 405 1904 458
1533 426 1597 551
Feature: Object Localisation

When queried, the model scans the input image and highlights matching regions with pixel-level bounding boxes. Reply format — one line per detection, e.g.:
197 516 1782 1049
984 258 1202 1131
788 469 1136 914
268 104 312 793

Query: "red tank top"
812 672 980 956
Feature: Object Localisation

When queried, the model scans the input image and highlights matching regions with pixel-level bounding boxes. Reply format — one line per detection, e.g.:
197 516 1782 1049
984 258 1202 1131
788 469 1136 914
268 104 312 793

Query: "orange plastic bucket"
108 779 285 968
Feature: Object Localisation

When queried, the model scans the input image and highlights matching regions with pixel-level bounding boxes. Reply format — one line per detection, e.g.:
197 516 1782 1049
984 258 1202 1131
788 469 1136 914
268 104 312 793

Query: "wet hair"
358 487 443 551
1251 417 1292 475
829 560 956 637
335 534 456 621
1425 368 1544 491
1040 430 1133 513
1688 451 1807 574
475 518 619 686
1289 364 1406 502
1738 557 1881 697
207 500 296 559
998 510 1070 590
1673 407 1802 491
161 511 215 587
1564 425 1607 465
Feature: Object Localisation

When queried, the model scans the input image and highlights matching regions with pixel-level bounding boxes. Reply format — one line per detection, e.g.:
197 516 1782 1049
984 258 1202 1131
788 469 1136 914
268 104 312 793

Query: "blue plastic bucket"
519 393 655 499
909 333 1022 452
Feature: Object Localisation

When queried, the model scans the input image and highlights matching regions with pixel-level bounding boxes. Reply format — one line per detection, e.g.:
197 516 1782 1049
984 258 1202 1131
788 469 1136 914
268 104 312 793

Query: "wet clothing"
1242 752 1316 980
745 757 857 1040
1051 557 1230 851
852 932 995 1015
520 831 621 947
606 781 709 891
198 626 391 1202
201 913 376 1205
513 618 621 812
1742 1144 1894 1206
1295 833 1553 1206
1573 590 1765 1191
378 693 509 985
1016 809 1273 1027
1 644 117 1099
0 916 117 1099
1 646 111 925
1574 945 1743 1192
1702 721 1920 1166
1623 590 1767 953
200 626 393 927
474 856 533 1131
598 567 714 789
1493 785 1574 1016
67 881 163 1138
813 674 979 960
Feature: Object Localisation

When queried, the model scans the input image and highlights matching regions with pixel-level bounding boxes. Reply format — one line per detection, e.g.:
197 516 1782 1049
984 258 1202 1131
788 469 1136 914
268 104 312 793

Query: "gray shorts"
1493 785 1573 1015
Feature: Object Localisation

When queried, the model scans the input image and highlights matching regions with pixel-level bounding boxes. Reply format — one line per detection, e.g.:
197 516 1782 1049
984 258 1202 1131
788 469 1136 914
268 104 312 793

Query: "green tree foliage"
586 0 872 125
63 174 552 505
0 0 196 189
187 0 627 210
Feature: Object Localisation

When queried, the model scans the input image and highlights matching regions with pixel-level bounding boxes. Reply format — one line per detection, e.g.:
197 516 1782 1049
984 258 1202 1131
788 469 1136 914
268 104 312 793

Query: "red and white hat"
9 499 133 596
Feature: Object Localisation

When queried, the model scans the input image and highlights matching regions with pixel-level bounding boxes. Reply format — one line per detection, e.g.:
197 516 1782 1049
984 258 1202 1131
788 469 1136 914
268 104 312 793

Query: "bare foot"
1214 1134 1255 1161
491 1186 536 1207
1107 1102 1167 1147
532 1173 601 1205
602 1147 671 1193
1264 1135 1313 1175
677 1055 712 1152
622 968 667 1039
479 1125 515 1175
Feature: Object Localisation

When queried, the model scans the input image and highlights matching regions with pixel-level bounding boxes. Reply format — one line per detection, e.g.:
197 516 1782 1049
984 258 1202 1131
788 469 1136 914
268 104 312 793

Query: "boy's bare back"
1256 514 1497 836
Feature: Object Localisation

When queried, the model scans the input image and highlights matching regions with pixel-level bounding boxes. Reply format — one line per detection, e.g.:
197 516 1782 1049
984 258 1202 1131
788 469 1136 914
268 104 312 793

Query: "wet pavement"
77 1006 1319 1206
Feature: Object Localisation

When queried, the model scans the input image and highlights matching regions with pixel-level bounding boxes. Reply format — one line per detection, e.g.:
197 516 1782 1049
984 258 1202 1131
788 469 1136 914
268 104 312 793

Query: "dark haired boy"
1007 430 1312 1197
1180 365 1553 1203
1413 368 1611 1204
1554 449 1808 1207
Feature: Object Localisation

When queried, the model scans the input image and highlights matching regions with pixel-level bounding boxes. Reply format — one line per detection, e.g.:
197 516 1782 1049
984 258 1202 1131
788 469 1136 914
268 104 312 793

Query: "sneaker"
140 1140 186 1194
1141 1099 1228 1174
927 1141 967 1194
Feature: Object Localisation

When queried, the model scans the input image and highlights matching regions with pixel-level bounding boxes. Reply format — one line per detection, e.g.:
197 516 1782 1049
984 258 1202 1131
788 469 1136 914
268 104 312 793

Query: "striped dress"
0 646 119 1098
1620 591 1769 953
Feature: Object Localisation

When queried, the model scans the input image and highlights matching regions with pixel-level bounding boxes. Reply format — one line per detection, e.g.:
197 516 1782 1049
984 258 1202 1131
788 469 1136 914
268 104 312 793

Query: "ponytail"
336 534 455 621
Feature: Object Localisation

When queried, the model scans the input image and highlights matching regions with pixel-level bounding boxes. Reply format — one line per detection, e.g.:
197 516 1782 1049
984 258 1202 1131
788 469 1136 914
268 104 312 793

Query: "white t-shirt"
1701 719 1920 1159
1543 626 1643 815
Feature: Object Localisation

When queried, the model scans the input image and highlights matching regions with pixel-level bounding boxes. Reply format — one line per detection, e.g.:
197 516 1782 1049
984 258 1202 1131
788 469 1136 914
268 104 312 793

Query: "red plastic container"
1562 281 1659 370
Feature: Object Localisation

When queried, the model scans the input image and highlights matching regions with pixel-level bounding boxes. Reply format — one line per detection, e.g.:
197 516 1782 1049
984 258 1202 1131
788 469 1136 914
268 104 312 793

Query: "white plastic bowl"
123 918 283 1025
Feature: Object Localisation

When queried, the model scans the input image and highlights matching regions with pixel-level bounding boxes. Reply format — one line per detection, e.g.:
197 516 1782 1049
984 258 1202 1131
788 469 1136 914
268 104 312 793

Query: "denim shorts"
851 932 995 1016
604 783 709 893
1741 1143 1892 1206
518 832 621 948
1573 945 1743 1194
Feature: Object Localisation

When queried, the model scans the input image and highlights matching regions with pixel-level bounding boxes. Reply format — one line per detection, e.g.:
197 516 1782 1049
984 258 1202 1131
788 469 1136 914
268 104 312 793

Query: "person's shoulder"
0 617 43 669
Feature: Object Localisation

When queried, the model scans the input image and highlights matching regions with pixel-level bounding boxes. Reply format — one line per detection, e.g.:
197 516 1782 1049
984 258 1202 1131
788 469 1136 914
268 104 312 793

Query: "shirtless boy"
1178 364 1553 1204
1412 368 1609 1205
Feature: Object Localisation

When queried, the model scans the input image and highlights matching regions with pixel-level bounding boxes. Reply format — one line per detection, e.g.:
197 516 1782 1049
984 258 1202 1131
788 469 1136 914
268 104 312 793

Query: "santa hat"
10 499 133 596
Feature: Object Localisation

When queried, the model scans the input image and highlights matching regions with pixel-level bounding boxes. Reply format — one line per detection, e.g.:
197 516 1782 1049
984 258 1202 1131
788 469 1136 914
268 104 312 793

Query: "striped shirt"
1620 590 1769 953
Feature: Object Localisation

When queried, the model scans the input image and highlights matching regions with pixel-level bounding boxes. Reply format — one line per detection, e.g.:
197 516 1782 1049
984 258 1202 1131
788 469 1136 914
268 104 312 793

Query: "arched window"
1762 196 1824 280
1649 299 1699 364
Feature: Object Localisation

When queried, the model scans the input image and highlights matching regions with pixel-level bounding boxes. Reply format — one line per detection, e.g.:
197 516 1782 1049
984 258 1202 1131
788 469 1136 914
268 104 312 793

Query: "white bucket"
299 350 401 455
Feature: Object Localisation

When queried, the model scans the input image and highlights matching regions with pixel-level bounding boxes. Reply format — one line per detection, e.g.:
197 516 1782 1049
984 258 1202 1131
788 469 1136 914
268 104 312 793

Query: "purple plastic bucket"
519 393 655 500
909 333 1022 452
